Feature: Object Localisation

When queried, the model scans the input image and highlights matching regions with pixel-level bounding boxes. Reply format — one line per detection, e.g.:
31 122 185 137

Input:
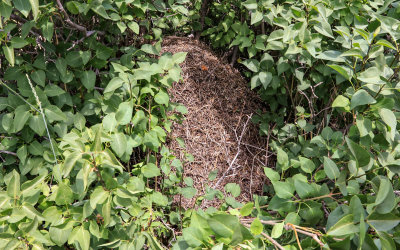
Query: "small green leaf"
328 64 352 80
62 151 82 178
299 156 315 173
55 183 74 205
272 181 295 199
154 90 169 105
379 108 397 141
28 0 39 20
110 133 127 157
264 167 280 181
250 218 263 235
271 222 284 238
240 202 254 216
127 21 139 34
142 163 161 178
327 214 359 236
80 70 96 91
367 212 400 231
115 101 133 125
3 45 15 66
350 89 376 109
323 157 339 180
332 95 350 108
7 170 20 199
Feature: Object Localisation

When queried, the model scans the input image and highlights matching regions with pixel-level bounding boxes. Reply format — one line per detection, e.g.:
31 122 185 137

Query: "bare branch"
56 0 104 36
0 150 17 156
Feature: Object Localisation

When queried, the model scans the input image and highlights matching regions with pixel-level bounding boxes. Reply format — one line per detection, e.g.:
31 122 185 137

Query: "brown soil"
162 36 269 208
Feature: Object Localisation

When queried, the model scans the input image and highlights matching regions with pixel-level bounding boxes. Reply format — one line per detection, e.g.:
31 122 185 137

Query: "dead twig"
213 114 252 189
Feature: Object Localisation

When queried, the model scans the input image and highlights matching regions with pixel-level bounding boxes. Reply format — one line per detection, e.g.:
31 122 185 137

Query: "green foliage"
2 0 400 249
194 0 400 248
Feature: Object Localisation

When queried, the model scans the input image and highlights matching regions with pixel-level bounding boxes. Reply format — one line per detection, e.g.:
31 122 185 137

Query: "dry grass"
162 36 270 208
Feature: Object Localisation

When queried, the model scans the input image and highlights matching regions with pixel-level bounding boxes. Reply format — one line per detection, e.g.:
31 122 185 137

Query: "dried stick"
213 114 252 189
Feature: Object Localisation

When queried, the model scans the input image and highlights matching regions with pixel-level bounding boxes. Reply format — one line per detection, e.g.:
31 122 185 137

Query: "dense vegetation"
1 0 400 249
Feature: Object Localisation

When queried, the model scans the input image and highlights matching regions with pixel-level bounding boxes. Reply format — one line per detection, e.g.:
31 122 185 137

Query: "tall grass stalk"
25 74 57 163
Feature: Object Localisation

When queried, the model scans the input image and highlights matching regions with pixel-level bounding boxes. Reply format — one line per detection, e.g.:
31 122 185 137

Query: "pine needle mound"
162 36 268 207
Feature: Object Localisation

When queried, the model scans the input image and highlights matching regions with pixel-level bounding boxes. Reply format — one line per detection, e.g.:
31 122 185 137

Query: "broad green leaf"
55 183 74 205
376 39 396 50
115 101 133 125
91 4 109 19
104 77 124 93
31 70 45 87
50 226 72 246
225 183 241 197
250 218 263 235
276 147 289 168
327 214 359 236
328 64 352 80
28 0 39 20
375 178 391 205
102 198 111 227
142 163 161 178
21 174 46 195
323 157 339 180
41 21 54 41
345 137 370 167
271 222 284 238
208 214 239 238
13 0 31 17
11 37 29 48
367 213 400 231
240 202 254 216
258 72 272 88
128 21 139 34
294 179 315 199
251 11 263 25
3 45 15 66
332 95 350 108
111 133 127 157
264 167 280 181
154 90 169 105
69 226 90 250
242 0 257 10
379 108 397 141
378 231 395 249
13 108 30 132
62 151 82 178
272 181 295 199
29 115 45 136
350 89 376 109
241 59 259 72
90 186 109 209
299 156 315 173
7 170 20 199
103 113 117 132
80 70 96 91
182 227 204 247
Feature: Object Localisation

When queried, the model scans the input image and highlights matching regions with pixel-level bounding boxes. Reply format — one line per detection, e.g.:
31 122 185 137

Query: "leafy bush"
1 0 400 249
191 0 400 249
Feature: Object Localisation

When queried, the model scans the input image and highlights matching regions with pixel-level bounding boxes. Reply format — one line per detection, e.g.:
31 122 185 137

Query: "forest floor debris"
162 36 270 208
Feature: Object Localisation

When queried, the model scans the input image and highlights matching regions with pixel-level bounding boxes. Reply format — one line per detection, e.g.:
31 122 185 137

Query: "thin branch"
56 0 104 36
242 223 285 250
0 150 17 156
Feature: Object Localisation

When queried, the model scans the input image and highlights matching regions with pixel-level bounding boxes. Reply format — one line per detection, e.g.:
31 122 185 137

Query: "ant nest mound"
163 36 268 208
